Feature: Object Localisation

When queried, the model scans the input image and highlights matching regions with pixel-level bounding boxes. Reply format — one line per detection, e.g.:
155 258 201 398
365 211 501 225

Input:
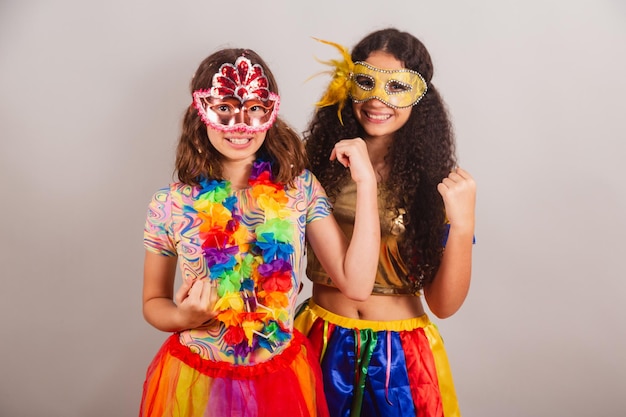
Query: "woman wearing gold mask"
296 28 476 417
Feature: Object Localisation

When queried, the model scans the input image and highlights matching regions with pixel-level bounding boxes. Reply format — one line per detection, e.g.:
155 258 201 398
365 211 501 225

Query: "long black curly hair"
304 28 457 288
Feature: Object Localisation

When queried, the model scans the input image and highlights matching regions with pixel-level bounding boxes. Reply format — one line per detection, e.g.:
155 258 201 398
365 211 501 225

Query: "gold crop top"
306 180 422 295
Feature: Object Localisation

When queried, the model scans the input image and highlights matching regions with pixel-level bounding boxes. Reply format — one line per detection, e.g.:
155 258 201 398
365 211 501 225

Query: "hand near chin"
330 138 376 184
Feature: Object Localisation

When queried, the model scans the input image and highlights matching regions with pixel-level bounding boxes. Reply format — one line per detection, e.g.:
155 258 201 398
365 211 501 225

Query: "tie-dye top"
144 169 331 364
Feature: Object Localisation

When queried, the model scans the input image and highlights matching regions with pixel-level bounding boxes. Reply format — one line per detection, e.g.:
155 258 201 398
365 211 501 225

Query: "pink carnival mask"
193 56 280 134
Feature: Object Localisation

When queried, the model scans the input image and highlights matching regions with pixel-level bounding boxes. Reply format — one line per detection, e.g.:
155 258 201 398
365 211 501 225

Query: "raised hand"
437 167 476 230
330 138 376 184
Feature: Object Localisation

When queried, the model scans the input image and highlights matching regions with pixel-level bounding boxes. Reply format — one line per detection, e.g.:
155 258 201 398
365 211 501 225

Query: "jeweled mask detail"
193 56 280 133
350 62 427 109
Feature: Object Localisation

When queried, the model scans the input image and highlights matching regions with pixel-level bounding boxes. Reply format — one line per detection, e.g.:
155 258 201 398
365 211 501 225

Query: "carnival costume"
294 40 461 417
141 56 331 417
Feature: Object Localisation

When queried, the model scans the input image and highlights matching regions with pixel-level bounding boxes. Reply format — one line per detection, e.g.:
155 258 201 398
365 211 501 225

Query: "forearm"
143 297 187 333
342 180 380 300
310 137 380 301
424 225 473 318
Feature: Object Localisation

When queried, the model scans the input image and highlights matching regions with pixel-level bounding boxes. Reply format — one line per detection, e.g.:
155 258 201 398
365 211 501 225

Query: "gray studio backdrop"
1 0 625 416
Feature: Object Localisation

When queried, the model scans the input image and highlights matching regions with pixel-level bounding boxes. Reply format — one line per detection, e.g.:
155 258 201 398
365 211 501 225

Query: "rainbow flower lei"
192 160 293 359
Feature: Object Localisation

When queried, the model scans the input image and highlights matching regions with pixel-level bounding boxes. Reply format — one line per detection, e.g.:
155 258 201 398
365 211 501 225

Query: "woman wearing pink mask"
139 47 380 417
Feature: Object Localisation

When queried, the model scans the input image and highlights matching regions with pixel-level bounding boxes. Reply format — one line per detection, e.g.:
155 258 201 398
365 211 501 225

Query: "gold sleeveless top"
306 180 422 295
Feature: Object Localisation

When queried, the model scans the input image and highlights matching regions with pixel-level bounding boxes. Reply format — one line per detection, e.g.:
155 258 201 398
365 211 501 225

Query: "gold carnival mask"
350 61 427 109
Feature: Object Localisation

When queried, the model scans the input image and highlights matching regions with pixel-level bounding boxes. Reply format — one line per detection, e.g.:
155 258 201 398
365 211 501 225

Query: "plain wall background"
1 0 625 416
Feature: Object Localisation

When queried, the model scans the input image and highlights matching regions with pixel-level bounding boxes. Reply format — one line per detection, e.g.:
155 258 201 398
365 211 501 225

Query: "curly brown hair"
304 28 457 288
175 48 307 186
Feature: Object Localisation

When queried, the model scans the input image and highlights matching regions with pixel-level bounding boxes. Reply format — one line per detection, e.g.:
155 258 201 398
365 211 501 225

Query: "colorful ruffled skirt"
294 299 460 417
139 330 329 417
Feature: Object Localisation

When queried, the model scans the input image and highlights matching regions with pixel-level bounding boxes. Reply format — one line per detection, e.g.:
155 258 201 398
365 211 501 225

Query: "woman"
296 28 476 417
140 47 379 417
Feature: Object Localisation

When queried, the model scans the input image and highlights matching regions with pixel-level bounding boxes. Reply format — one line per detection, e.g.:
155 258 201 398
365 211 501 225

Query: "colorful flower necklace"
192 160 293 359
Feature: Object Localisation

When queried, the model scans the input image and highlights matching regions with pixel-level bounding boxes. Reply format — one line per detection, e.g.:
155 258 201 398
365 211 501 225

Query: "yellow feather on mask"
310 37 354 125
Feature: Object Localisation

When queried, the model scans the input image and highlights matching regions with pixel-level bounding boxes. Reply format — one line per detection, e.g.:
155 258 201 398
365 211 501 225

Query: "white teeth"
227 138 250 145
366 112 390 121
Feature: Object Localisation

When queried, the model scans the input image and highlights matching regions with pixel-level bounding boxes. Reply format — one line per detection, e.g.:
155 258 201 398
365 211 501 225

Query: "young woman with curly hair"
295 28 476 417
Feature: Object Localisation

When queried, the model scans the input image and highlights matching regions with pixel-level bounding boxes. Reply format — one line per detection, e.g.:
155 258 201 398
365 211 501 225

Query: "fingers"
188 279 217 307
187 279 204 299
330 147 349 167
198 279 218 307
455 167 472 179
174 277 194 304
449 167 473 183
330 138 376 184
331 138 363 157
331 141 354 168
178 278 217 327
179 279 216 309
437 167 477 228
439 167 475 190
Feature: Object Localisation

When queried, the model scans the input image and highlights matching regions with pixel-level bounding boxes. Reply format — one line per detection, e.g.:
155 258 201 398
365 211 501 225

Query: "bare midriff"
312 283 426 321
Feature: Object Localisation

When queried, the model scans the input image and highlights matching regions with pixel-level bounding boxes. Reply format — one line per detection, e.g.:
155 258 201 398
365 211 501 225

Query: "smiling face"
351 51 414 140
206 124 267 165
